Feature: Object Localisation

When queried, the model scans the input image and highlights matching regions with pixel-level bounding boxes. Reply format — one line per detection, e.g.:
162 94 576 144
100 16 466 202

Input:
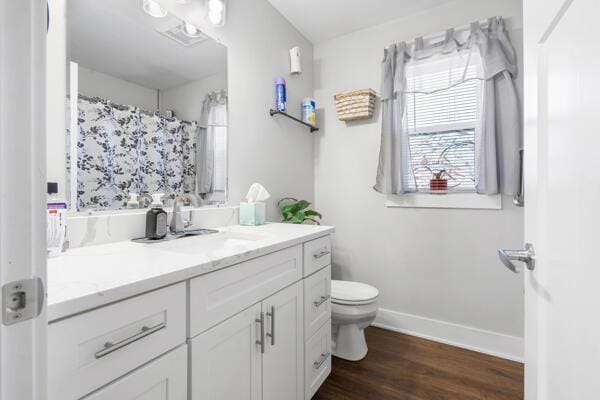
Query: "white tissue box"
239 202 266 226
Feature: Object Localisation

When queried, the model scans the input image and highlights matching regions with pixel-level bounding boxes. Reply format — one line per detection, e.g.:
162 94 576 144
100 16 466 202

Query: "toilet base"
332 323 368 361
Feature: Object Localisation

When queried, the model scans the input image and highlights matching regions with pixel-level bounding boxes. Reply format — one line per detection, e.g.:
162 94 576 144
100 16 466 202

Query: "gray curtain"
374 16 521 196
373 42 413 194
471 18 520 195
196 90 227 195
196 96 213 195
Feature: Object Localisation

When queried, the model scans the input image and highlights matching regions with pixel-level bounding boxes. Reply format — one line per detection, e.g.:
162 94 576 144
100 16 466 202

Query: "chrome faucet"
169 194 201 234
138 193 153 208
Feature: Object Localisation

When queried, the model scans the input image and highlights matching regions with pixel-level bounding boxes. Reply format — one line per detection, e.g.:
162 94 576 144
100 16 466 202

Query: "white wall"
313 0 525 359
159 71 227 122
163 0 314 219
78 66 158 111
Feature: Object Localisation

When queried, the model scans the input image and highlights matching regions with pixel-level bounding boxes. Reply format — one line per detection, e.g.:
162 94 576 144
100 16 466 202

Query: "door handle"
266 306 275 346
498 243 535 273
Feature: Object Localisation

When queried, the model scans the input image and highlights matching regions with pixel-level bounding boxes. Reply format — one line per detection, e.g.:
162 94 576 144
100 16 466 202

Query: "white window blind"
404 50 483 192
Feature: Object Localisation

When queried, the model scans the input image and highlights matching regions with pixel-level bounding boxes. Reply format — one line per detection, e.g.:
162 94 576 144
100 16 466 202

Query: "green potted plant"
278 198 322 225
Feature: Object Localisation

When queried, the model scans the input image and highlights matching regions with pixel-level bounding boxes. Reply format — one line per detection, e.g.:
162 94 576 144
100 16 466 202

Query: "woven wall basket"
334 89 376 121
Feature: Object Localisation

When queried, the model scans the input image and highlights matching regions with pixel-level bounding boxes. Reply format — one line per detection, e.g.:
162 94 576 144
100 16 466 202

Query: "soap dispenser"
127 193 140 209
145 194 167 240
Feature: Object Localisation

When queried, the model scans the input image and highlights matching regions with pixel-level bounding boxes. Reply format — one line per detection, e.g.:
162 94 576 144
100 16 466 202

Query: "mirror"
66 0 228 211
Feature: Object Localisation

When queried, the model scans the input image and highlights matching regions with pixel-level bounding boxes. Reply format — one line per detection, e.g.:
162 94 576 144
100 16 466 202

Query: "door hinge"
2 277 44 326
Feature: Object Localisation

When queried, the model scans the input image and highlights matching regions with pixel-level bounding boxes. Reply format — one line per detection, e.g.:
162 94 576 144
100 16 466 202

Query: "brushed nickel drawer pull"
256 312 265 354
313 295 330 308
313 352 330 369
313 250 330 259
94 322 166 359
266 306 275 346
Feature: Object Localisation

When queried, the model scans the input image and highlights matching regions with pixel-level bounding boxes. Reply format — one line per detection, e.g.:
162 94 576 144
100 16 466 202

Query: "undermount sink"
131 229 220 244
132 229 267 255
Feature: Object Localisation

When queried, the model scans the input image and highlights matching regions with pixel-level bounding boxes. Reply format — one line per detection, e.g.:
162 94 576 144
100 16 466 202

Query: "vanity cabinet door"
189 303 262 400
262 282 304 400
82 345 187 400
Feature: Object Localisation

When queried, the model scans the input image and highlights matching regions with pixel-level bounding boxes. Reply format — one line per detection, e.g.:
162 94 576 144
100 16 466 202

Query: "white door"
189 303 262 400
521 0 600 398
83 346 187 400
263 282 304 400
0 1 47 400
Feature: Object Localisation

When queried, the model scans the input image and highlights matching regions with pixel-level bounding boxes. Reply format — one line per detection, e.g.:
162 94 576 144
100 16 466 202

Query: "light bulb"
182 21 201 37
208 10 222 25
206 0 225 26
208 0 224 13
142 0 168 18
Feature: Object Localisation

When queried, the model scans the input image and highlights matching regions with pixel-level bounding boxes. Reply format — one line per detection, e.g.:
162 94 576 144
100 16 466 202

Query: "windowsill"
386 192 502 210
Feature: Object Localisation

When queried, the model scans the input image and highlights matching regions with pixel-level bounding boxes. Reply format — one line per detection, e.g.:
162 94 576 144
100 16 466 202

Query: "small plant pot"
429 178 448 192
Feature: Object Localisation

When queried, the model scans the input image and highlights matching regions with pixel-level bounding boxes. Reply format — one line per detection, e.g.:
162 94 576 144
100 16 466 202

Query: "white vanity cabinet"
190 281 304 400
48 283 187 400
48 232 333 400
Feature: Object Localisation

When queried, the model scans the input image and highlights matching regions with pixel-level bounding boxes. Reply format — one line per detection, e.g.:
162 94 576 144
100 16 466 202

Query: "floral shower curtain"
73 96 198 210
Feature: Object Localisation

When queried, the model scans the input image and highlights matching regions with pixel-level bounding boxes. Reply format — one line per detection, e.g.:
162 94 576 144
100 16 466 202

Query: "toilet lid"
331 280 379 304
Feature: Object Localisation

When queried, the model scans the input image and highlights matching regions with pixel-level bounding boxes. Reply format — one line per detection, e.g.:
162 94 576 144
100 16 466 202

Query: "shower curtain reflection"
69 95 198 210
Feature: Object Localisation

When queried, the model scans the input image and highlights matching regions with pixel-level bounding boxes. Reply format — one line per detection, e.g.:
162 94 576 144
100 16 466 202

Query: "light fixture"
182 21 202 38
206 0 226 26
143 0 168 18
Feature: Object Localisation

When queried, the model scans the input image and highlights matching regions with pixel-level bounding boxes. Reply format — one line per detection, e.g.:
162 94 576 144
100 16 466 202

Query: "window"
404 50 483 193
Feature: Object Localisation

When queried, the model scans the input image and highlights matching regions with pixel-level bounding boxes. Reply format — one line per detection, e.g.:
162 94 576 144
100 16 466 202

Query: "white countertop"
47 223 334 322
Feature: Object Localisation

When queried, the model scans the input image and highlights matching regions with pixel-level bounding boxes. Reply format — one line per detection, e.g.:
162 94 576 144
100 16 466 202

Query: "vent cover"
155 19 208 47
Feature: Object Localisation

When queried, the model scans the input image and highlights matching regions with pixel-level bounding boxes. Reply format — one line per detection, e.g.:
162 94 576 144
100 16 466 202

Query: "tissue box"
239 202 266 226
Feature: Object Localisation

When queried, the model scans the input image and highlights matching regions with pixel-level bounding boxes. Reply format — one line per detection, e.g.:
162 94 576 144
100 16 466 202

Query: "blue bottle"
275 77 286 112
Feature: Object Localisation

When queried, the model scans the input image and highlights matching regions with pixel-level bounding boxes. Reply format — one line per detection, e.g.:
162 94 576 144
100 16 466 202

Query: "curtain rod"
72 93 197 125
399 15 516 48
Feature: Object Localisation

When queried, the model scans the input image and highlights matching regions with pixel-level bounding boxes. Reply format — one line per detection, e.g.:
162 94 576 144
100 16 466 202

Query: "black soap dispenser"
146 194 167 240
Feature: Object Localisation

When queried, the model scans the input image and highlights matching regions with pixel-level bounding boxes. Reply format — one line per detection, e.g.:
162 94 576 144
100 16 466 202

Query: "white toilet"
331 280 379 361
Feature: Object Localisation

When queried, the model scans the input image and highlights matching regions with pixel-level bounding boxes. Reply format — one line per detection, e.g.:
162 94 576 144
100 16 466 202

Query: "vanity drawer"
304 320 332 400
189 245 303 336
304 265 331 338
82 345 187 400
48 283 186 400
303 235 331 277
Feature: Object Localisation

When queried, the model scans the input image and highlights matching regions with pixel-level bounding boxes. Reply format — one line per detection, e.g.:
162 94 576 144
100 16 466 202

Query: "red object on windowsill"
429 178 448 192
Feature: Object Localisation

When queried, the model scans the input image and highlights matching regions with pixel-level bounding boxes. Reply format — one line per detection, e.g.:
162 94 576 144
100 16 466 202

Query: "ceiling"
68 0 227 90
267 0 452 43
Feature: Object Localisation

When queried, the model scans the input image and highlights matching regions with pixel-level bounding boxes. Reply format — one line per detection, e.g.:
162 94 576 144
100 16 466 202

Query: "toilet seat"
331 280 379 305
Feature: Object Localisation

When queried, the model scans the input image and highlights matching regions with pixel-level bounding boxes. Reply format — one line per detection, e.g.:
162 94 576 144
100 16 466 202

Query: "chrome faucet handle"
138 193 153 208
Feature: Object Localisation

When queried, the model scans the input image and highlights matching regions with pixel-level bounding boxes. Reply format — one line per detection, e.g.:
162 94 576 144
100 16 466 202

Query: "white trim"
373 308 523 362
69 61 79 209
386 193 502 209
0 0 48 398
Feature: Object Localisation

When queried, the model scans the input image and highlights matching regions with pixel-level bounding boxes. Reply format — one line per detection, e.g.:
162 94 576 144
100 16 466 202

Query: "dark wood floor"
314 327 523 400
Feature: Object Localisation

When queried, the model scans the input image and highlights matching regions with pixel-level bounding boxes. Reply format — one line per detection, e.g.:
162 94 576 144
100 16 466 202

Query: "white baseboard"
373 308 524 362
